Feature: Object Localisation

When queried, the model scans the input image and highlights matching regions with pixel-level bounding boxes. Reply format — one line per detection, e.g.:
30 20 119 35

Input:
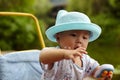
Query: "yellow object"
101 70 108 77
109 71 113 74
0 49 1 55
0 12 45 49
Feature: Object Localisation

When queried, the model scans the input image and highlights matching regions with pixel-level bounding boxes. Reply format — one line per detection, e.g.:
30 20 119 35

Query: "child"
39 10 114 80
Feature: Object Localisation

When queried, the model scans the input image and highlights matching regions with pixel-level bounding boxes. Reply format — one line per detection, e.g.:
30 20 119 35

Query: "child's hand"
63 46 87 62
94 64 114 80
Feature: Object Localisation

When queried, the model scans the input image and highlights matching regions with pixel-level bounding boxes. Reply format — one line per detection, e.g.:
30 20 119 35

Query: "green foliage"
34 0 52 15
67 0 91 13
90 13 120 46
0 0 43 50
109 0 120 9
0 16 40 50
0 0 35 13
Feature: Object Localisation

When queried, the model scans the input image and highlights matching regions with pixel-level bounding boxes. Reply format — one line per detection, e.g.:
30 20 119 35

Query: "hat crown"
56 10 91 25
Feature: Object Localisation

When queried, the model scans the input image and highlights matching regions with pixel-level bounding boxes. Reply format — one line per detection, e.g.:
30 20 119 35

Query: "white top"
40 48 99 80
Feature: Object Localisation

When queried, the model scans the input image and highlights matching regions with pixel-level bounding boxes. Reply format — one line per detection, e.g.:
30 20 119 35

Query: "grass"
87 44 120 80
88 45 120 67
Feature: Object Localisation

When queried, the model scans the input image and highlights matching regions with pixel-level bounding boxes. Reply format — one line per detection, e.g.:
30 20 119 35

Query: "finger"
68 54 76 63
76 46 86 50
80 49 88 54
76 47 88 54
74 52 82 58
80 47 86 50
71 57 75 63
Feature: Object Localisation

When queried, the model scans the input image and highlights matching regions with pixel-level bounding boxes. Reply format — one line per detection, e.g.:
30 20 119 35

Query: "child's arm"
39 47 87 64
40 48 66 64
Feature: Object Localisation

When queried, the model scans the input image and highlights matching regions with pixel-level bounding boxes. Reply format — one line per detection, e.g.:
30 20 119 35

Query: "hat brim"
46 23 101 42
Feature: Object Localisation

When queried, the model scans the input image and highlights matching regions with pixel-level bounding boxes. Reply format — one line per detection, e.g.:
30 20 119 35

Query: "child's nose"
76 37 83 43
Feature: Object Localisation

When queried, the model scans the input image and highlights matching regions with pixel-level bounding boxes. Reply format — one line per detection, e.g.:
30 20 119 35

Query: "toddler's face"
55 30 90 50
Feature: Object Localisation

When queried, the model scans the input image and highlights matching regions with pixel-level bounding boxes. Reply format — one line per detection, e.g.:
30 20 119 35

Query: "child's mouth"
74 46 79 49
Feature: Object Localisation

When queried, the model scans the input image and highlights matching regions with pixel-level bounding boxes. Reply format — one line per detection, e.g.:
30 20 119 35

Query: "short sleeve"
40 47 60 80
40 62 59 80
83 54 100 77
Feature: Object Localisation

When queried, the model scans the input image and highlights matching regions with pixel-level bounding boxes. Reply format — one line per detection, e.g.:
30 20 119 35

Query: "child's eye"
70 33 77 37
83 36 89 39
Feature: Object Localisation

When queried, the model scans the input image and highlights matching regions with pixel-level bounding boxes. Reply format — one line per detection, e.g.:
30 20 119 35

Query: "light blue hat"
46 10 102 42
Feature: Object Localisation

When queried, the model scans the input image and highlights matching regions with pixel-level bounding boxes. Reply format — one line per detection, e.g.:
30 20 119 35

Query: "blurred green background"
0 0 120 79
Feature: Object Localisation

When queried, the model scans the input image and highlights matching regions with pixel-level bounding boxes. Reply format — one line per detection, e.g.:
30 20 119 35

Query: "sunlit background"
0 0 120 79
